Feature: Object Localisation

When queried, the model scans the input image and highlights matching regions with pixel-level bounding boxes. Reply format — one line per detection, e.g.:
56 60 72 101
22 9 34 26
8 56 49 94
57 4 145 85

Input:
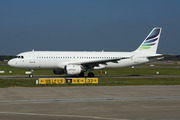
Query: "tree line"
0 55 15 61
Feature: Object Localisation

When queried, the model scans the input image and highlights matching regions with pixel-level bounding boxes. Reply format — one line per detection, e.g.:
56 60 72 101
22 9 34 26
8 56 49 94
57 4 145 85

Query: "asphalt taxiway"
0 86 180 120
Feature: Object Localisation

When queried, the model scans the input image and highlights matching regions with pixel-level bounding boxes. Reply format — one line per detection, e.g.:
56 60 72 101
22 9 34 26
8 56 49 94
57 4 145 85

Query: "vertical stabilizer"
134 28 162 54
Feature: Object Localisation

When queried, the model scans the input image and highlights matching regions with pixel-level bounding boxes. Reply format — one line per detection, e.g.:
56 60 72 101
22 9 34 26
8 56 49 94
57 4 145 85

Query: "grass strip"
1 66 180 75
1 77 180 88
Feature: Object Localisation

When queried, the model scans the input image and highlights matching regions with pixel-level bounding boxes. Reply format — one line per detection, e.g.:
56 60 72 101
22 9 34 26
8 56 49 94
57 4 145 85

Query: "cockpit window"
17 56 24 59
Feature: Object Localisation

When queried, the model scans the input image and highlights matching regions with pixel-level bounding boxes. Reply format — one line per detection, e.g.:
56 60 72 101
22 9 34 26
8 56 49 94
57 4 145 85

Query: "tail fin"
134 27 162 54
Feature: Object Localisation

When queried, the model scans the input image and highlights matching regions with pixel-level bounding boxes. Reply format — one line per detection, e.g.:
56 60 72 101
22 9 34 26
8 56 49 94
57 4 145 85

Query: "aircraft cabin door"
29 52 35 63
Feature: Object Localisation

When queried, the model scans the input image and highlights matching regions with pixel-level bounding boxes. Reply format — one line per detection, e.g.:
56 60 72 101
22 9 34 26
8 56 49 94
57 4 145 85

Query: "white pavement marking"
0 112 128 120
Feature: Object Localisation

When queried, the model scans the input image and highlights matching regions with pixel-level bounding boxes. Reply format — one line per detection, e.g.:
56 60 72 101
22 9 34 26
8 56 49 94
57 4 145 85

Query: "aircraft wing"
68 57 129 68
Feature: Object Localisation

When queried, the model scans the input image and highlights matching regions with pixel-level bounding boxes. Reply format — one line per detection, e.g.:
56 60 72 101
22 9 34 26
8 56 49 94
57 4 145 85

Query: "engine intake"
65 65 82 75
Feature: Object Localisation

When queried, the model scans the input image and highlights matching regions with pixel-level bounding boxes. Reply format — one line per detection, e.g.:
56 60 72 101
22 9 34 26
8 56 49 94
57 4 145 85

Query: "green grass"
140 63 180 66
1 64 180 76
1 78 180 88
0 62 8 64
101 68 180 75
1 64 180 87
0 65 54 75
99 78 180 85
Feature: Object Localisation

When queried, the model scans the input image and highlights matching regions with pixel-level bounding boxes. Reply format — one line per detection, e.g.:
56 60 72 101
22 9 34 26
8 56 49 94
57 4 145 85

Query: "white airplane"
8 28 167 77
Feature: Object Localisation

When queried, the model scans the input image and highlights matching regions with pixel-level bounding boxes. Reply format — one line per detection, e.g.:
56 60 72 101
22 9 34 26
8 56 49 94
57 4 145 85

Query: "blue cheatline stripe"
144 38 158 43
142 43 155 46
146 29 160 40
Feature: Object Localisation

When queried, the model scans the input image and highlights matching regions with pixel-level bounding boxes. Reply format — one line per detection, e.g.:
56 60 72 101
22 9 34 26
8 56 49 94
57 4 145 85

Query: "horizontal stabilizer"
147 54 173 61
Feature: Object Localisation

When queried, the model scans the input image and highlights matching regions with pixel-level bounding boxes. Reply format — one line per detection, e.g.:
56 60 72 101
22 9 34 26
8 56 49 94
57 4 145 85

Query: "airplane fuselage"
9 51 150 70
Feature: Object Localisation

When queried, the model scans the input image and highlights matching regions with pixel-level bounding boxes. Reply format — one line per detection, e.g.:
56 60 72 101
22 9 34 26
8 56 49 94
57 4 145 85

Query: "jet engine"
65 65 82 75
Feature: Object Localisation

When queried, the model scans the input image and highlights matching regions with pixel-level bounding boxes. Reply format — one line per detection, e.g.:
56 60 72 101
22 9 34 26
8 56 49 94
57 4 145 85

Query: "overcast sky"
0 0 180 55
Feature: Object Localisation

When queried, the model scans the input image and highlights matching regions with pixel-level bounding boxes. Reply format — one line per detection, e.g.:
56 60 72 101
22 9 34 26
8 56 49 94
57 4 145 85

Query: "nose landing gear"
29 74 33 78
29 70 34 78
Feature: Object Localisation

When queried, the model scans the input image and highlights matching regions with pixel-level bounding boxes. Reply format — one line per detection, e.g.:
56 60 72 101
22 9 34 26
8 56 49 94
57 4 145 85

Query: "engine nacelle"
65 65 82 75
53 69 65 75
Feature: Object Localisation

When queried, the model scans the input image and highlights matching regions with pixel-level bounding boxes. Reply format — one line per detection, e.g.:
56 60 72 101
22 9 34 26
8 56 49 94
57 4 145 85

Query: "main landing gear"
78 72 94 77
79 72 84 77
88 72 94 77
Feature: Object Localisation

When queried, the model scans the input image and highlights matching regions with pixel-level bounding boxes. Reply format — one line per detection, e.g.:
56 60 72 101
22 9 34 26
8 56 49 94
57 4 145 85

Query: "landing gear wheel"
79 72 84 77
29 74 33 78
88 72 94 77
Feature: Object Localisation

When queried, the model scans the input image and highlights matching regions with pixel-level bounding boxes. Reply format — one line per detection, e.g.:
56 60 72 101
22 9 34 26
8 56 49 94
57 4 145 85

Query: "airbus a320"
8 28 167 77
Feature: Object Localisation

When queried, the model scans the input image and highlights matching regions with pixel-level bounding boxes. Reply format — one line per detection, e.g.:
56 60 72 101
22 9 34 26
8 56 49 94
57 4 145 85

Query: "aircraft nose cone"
8 60 13 66
8 59 16 67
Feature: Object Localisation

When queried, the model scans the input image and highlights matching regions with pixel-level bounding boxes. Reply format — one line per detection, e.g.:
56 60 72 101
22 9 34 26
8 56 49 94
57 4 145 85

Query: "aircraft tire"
88 72 94 77
79 72 84 77
29 74 33 78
